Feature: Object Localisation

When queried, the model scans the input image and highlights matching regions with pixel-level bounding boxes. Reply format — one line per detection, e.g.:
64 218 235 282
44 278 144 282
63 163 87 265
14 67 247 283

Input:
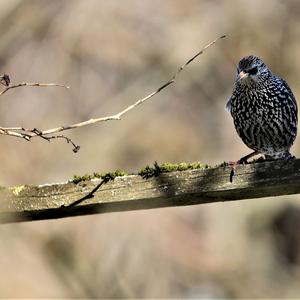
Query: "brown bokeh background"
1 0 300 298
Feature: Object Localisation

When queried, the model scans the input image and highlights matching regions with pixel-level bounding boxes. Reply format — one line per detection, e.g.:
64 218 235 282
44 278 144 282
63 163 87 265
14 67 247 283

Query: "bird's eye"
248 66 258 75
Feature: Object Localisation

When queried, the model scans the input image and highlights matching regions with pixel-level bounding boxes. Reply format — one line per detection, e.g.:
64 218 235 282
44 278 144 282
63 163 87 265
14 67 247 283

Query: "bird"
226 55 298 163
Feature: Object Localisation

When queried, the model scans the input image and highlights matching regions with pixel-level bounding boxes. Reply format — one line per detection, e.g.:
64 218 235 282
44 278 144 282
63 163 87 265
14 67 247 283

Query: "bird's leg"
228 151 258 167
237 151 259 164
229 151 258 182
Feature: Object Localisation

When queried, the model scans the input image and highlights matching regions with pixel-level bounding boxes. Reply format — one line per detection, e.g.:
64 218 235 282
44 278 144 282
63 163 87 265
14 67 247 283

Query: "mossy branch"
1 158 300 224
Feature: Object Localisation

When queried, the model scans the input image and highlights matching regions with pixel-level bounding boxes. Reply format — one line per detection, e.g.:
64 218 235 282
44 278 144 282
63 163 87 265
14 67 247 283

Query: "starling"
226 55 298 162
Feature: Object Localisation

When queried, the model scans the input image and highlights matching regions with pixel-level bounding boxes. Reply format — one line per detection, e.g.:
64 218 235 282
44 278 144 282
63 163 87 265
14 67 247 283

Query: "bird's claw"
282 153 295 161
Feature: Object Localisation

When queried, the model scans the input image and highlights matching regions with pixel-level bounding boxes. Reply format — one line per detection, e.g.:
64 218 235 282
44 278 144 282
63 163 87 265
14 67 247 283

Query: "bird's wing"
225 97 232 113
281 78 298 116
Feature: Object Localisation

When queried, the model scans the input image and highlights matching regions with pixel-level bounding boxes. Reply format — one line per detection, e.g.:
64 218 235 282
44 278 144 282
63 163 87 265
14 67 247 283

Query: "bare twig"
38 35 226 134
0 82 69 96
0 35 226 151
0 127 31 140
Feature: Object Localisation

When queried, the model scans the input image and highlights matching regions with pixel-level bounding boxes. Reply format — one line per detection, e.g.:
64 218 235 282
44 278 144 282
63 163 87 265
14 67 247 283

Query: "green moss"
73 162 211 183
138 161 210 179
10 185 26 196
138 162 162 179
73 170 128 184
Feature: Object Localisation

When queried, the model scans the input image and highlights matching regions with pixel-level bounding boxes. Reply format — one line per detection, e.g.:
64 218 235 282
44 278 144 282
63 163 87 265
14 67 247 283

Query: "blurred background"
0 0 300 298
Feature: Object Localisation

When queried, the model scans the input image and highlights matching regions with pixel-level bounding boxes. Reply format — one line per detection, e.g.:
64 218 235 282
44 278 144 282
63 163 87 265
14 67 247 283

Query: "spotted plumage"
226 55 298 160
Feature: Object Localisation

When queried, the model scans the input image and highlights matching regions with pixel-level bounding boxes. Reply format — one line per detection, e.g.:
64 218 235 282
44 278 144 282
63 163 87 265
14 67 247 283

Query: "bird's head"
236 55 271 86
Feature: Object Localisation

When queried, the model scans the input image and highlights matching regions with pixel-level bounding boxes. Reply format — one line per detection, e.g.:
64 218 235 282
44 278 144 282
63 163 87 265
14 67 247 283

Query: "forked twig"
0 35 226 151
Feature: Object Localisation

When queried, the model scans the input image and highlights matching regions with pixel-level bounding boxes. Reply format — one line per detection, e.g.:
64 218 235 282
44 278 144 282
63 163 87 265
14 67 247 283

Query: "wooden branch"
1 159 300 224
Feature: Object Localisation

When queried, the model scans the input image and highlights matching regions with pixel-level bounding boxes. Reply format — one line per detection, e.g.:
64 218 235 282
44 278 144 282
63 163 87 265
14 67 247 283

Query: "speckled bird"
226 55 298 162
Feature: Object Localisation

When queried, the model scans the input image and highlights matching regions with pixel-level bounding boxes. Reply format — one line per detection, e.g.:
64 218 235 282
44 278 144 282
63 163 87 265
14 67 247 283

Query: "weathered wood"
1 159 300 223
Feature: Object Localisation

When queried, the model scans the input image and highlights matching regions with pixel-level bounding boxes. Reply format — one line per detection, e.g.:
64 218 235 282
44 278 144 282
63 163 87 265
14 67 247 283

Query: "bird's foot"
282 152 295 161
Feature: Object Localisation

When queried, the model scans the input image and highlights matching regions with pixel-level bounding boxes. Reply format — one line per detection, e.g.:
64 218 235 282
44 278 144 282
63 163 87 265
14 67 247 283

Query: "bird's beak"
237 71 248 81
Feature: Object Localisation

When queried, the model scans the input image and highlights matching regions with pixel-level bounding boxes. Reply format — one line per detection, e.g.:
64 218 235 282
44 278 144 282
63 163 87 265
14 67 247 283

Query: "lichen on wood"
1 159 300 223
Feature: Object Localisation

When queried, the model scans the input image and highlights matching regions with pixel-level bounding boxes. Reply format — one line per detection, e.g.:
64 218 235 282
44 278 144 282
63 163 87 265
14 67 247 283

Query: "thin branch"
0 82 69 96
0 126 80 152
0 128 31 140
30 128 81 153
35 35 226 135
0 35 226 151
